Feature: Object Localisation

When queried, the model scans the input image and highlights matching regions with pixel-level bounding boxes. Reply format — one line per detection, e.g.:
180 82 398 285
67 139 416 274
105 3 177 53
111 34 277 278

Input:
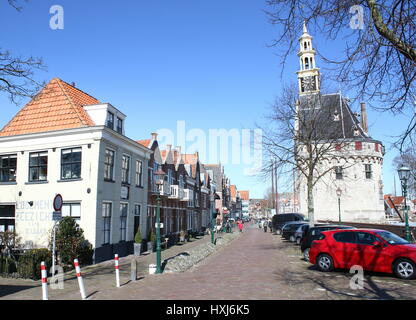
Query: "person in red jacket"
237 220 243 232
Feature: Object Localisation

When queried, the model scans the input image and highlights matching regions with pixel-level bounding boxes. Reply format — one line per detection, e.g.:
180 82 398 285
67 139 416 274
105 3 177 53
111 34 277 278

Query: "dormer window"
353 127 360 136
333 111 340 121
116 117 123 134
106 111 114 129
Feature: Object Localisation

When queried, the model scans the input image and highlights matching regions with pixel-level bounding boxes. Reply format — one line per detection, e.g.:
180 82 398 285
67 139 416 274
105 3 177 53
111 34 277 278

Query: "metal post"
338 198 341 223
131 259 137 282
52 221 57 276
156 195 162 274
403 182 411 242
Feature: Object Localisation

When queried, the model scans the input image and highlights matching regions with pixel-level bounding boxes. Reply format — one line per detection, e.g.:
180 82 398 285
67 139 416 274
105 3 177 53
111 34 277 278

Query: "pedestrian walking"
268 220 273 233
237 220 243 232
263 220 268 233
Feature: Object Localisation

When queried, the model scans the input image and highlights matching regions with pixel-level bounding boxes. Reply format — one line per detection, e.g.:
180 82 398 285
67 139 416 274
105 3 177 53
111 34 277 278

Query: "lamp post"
398 165 411 242
336 187 342 223
154 168 165 274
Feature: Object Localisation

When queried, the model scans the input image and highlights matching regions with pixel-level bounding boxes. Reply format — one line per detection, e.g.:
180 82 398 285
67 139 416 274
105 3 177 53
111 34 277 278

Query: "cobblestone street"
1 222 416 300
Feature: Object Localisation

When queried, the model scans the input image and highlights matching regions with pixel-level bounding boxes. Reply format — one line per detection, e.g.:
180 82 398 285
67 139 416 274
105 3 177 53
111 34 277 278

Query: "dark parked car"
301 224 356 261
272 213 305 235
281 222 309 241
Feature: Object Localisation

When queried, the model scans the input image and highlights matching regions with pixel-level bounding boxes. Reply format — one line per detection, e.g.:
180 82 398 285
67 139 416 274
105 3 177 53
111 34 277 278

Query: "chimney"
71 82 76 87
151 132 158 140
167 144 172 152
360 102 368 134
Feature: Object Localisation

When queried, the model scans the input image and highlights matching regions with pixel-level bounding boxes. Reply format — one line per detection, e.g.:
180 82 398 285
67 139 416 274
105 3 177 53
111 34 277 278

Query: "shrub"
134 229 142 243
53 217 93 268
17 248 51 280
0 256 17 274
149 230 156 243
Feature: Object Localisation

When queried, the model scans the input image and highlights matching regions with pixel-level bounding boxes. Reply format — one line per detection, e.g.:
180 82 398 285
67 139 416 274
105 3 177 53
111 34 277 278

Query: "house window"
120 203 128 242
335 166 343 180
0 154 17 182
121 155 130 184
116 117 123 134
135 160 143 187
102 202 112 245
62 203 81 224
106 111 114 129
355 141 362 150
29 152 48 182
133 204 141 238
375 143 379 152
365 164 372 179
104 149 115 181
61 148 82 180
168 169 173 185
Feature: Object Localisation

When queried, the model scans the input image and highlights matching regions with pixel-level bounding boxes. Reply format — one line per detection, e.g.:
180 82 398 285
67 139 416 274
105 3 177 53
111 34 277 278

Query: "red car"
309 229 416 280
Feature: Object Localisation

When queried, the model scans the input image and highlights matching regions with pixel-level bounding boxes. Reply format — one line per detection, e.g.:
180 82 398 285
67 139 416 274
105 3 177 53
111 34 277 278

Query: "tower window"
335 166 343 180
304 42 307 50
305 57 309 69
364 164 372 179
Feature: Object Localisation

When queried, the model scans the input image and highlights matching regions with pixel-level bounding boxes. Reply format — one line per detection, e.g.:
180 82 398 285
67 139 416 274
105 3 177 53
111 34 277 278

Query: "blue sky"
0 0 410 198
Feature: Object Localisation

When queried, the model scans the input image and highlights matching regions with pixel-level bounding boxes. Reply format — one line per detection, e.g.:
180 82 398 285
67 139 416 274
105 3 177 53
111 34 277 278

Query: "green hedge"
0 256 17 274
16 249 52 280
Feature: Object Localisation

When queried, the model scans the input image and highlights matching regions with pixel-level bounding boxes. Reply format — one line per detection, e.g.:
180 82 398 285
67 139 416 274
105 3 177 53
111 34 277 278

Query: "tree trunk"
307 177 314 227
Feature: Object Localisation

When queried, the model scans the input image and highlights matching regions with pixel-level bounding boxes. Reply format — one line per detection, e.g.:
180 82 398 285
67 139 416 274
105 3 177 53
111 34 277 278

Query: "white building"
0 78 152 262
295 24 385 223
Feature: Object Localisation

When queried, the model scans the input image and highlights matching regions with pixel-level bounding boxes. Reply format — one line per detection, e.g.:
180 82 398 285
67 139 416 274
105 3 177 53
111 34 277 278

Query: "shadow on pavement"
0 284 39 297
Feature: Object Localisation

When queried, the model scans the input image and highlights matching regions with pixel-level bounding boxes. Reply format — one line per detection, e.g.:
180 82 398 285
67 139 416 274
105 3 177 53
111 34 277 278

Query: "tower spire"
296 21 320 95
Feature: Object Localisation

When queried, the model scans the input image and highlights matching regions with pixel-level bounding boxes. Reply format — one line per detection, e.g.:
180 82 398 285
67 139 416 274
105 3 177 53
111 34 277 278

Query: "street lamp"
336 187 342 223
398 165 411 242
154 168 165 274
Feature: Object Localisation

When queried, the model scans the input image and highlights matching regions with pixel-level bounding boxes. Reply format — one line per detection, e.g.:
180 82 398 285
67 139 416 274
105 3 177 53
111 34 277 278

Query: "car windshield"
376 231 409 245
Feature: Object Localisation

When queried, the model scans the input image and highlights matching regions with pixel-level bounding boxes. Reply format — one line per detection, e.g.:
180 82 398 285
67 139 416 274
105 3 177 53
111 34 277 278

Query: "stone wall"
163 232 240 273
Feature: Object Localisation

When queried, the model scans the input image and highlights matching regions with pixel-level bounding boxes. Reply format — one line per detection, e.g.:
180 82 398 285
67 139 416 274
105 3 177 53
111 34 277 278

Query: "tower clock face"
301 76 316 92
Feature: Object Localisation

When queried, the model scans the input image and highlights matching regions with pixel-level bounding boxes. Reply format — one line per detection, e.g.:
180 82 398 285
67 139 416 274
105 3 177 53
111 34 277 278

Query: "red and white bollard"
41 261 48 300
114 254 120 288
73 259 87 300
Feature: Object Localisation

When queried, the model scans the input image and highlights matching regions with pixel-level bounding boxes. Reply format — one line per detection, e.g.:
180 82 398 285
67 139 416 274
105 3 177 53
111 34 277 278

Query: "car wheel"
303 248 310 262
316 253 334 272
290 235 295 242
393 259 416 280
296 237 301 245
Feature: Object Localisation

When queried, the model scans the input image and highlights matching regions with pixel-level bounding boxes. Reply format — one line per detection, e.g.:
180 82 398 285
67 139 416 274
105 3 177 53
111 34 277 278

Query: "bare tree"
1 0 46 104
393 146 416 198
261 82 361 226
265 0 416 150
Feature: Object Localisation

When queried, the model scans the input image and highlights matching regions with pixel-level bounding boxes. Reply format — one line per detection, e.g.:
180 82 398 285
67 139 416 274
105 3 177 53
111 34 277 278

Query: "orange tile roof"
136 139 151 148
230 185 237 199
384 195 405 208
240 190 250 200
183 153 198 165
0 78 98 137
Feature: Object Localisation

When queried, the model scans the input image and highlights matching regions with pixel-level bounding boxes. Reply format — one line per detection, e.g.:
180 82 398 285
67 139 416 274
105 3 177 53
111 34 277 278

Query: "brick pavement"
0 230 230 300
2 221 416 300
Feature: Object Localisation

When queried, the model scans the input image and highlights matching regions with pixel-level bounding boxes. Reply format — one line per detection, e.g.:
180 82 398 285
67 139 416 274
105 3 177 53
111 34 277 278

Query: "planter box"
133 243 142 256
147 241 153 252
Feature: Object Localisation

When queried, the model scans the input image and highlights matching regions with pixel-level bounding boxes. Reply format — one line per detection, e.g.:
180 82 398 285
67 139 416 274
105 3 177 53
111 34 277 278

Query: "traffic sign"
52 211 62 221
53 194 63 211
